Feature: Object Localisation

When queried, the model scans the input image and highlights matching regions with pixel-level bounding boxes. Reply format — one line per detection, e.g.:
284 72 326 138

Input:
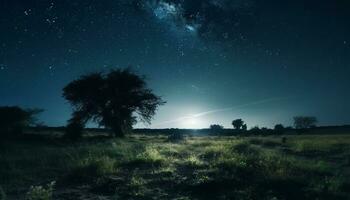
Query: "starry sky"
1 0 349 129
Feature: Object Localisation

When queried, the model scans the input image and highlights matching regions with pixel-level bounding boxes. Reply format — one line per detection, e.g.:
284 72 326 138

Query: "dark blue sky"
0 0 349 128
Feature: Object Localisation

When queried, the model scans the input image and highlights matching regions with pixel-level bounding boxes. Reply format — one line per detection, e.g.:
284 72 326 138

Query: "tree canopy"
210 124 224 130
232 119 246 130
293 116 318 129
63 68 165 137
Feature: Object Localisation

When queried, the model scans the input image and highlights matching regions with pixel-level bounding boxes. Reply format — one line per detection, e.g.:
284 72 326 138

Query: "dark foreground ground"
1 131 350 200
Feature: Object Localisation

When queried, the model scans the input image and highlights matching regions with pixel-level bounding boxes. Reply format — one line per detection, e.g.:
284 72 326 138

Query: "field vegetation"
1 132 350 199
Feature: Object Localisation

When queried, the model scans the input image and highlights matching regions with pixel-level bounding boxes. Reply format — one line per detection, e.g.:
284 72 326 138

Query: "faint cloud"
153 96 291 127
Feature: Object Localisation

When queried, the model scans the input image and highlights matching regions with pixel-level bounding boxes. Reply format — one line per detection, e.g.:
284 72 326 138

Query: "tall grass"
1 134 349 199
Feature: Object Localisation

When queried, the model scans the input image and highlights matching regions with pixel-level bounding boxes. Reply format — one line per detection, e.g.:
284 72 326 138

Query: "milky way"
0 0 349 128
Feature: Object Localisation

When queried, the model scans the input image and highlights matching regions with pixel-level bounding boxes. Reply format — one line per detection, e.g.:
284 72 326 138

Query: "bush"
294 116 318 129
136 146 164 165
70 156 116 181
210 124 224 130
0 106 43 137
0 186 5 200
184 154 203 167
274 124 285 134
25 181 55 200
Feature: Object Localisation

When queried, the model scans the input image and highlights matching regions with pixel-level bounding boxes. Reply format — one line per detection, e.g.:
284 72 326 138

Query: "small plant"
0 106 43 137
184 154 203 167
0 186 6 200
68 155 117 183
129 174 146 187
194 173 210 184
25 181 55 200
76 155 116 178
137 146 164 163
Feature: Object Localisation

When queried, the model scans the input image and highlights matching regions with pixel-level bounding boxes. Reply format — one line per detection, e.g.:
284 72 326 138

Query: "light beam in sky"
153 97 291 128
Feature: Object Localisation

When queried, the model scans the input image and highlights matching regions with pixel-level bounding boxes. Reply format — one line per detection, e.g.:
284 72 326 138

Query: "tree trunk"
112 124 125 138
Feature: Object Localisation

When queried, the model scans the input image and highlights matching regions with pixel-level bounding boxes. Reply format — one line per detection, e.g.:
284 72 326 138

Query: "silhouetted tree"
293 116 318 129
274 124 284 130
63 68 165 137
0 106 43 137
249 126 261 134
274 124 285 134
210 124 224 130
232 119 245 130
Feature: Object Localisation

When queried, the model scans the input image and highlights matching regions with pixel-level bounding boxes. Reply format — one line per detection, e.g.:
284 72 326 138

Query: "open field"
1 132 350 200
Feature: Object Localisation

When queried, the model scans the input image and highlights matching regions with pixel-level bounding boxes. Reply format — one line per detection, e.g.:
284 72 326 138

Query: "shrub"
249 126 261 134
209 124 224 130
129 174 146 188
274 124 285 134
136 146 164 164
71 156 116 181
25 181 55 200
0 106 43 137
293 116 318 129
184 154 203 167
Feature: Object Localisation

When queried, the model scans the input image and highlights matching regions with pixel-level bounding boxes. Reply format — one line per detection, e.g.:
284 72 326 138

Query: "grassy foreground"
1 133 350 199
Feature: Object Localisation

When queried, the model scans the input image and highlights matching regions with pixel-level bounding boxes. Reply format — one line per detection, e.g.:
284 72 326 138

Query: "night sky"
1 0 349 129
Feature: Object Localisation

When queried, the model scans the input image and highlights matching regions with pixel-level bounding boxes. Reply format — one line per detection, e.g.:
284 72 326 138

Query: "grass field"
1 132 350 200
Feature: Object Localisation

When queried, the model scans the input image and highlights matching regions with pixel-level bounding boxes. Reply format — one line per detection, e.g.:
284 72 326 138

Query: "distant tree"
0 106 43 137
293 116 318 129
261 127 269 131
249 126 261 134
260 127 271 134
210 124 224 130
232 119 245 130
274 124 285 130
63 68 165 137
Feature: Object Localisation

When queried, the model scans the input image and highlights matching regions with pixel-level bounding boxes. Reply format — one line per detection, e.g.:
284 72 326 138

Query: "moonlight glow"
0 1 349 128
181 116 202 129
